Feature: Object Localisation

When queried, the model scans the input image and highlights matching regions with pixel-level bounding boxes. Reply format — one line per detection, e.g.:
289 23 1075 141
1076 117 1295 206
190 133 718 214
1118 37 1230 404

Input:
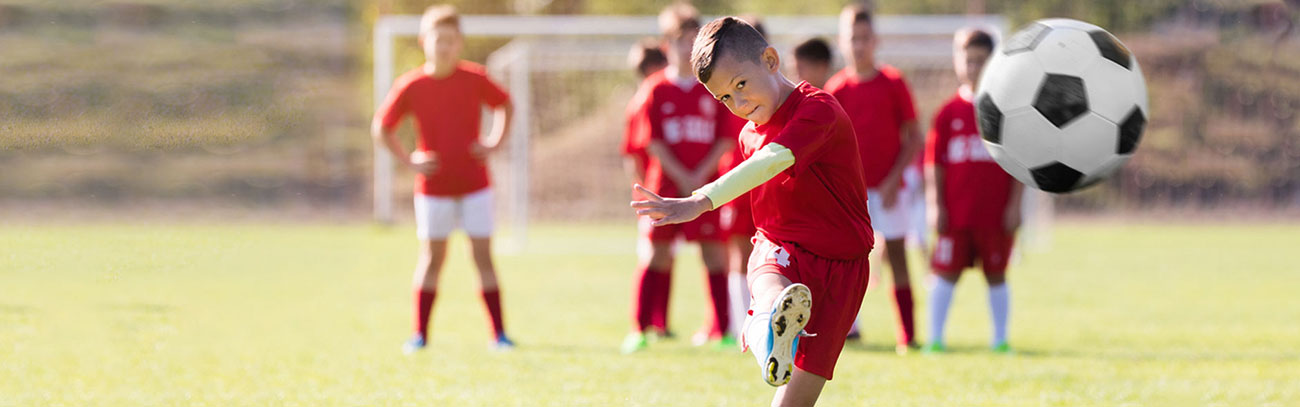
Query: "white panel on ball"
1082 61 1140 123
978 52 1046 111
1031 28 1103 76
1000 109 1063 169
1039 18 1102 31
983 142 1036 187
1058 112 1120 174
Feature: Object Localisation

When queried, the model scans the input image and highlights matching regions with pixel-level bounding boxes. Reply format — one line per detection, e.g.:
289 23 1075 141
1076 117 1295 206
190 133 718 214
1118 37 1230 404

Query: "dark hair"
630 38 668 77
658 2 701 40
794 37 832 64
691 17 769 83
739 14 767 38
962 29 996 52
842 3 872 26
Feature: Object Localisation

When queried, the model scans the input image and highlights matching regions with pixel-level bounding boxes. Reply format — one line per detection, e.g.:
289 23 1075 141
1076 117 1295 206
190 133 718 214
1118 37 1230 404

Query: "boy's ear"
763 47 780 72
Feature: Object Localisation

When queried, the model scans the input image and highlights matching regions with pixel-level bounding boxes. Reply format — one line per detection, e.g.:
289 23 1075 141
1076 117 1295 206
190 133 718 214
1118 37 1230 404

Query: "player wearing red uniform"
825 4 924 352
635 17 873 405
372 6 515 353
622 3 736 353
621 38 674 338
925 29 1024 354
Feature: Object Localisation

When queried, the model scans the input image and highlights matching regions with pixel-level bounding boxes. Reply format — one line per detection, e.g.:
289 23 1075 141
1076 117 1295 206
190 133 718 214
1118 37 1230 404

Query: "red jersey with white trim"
929 89 1015 230
638 71 732 197
824 65 918 188
374 61 510 197
741 81 874 260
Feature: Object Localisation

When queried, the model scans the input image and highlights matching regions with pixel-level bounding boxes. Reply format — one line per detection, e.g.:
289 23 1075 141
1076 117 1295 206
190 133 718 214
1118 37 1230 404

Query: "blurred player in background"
826 3 924 352
622 37 674 338
716 14 765 346
372 5 515 353
792 37 833 89
635 16 875 403
925 28 1023 354
623 3 736 353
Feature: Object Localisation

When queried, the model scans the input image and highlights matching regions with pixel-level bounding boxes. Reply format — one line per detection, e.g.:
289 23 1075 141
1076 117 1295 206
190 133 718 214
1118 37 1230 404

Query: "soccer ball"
974 18 1148 193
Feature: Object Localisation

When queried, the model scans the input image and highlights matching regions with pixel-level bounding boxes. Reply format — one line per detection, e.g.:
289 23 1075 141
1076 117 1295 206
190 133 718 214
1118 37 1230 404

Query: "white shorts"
414 188 494 240
867 188 910 241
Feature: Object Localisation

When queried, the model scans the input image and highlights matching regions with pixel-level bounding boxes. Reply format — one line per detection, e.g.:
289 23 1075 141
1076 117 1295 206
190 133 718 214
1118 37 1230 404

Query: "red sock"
706 270 730 337
482 288 505 338
414 288 436 338
893 286 915 345
651 267 673 332
633 266 664 332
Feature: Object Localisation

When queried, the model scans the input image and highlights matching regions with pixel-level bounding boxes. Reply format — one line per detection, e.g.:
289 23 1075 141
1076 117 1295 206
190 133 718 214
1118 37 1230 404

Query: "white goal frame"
370 14 1050 251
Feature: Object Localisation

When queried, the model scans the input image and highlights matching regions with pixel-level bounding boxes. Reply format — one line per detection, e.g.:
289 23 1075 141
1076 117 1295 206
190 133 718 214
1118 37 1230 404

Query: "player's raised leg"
771 368 827 407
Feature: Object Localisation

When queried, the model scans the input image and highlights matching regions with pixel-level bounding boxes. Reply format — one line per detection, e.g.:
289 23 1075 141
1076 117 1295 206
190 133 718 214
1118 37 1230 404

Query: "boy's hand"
631 184 713 226
879 175 901 209
409 151 438 175
1003 202 1022 233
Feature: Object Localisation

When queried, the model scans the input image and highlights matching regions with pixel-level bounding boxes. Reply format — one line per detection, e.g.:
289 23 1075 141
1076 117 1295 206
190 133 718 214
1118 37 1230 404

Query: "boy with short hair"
925 28 1023 354
825 4 924 352
622 3 736 353
372 4 515 353
634 16 874 406
792 37 833 89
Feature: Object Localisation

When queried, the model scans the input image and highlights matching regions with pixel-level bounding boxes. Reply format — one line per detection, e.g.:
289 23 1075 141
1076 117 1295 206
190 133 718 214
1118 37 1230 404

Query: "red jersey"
637 71 732 196
824 65 918 188
929 89 1015 230
374 61 510 197
741 82 874 260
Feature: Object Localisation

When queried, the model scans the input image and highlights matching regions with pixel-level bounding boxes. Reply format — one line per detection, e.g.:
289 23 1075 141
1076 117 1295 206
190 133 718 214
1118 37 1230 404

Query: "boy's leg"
728 235 754 339
463 188 509 346
626 238 674 353
414 239 448 340
986 273 1009 350
885 238 917 349
771 368 827 407
926 272 959 352
700 240 730 340
976 229 1013 351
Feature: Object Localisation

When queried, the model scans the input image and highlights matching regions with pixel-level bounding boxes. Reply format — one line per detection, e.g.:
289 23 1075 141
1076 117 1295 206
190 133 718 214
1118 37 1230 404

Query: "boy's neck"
848 61 878 80
423 61 456 79
665 62 690 82
772 74 799 114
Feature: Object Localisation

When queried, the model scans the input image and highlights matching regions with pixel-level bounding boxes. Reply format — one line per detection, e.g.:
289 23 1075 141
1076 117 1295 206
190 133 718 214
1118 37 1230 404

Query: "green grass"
2 221 1298 406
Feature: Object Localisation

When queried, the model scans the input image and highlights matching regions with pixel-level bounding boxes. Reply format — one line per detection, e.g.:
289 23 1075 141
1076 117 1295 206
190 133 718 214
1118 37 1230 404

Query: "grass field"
2 221 1298 406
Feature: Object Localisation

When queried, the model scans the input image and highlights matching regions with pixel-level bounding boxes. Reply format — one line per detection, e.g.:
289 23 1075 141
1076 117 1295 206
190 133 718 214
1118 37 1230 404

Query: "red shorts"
931 228 1015 276
747 233 870 380
646 209 724 242
719 195 756 240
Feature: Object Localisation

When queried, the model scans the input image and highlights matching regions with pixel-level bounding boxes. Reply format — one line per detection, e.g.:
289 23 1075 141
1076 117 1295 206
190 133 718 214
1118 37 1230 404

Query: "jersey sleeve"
374 77 410 132
928 105 949 167
894 76 918 123
771 99 837 177
622 96 649 156
479 73 510 107
646 90 665 142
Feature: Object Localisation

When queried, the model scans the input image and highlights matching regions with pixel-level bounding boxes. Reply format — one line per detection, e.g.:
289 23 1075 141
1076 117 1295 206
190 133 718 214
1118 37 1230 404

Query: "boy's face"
666 27 699 65
793 58 830 89
701 47 783 125
839 20 876 68
420 24 463 66
956 45 991 88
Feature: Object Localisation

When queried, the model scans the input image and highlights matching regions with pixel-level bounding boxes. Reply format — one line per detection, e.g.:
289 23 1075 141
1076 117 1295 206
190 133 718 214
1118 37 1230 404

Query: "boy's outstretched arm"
633 143 794 226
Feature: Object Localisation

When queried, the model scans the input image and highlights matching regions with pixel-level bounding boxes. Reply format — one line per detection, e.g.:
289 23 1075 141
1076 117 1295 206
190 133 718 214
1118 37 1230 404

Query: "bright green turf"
2 221 1297 406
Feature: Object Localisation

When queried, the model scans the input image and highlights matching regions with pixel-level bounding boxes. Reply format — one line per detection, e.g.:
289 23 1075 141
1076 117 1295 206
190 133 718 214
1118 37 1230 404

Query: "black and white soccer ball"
975 18 1148 193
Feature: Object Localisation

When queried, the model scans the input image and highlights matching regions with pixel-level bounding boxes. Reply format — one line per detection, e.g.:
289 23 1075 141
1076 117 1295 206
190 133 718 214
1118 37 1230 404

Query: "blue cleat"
747 283 812 387
403 334 426 354
491 333 516 351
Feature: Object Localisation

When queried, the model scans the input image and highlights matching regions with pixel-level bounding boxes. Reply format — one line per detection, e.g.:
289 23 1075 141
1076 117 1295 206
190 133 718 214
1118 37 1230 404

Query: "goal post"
370 14 1052 252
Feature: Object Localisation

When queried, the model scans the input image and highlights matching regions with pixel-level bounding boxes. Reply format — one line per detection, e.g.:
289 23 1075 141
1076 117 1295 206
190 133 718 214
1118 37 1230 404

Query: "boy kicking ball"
634 17 873 406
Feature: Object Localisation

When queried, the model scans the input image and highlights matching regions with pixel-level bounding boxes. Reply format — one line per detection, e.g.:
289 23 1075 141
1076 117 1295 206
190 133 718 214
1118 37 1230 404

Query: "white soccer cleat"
758 283 812 387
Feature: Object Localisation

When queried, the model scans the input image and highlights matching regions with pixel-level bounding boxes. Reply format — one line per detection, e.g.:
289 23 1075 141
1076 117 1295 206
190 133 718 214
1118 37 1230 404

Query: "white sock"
728 272 751 338
743 308 772 367
989 282 1010 346
928 276 956 347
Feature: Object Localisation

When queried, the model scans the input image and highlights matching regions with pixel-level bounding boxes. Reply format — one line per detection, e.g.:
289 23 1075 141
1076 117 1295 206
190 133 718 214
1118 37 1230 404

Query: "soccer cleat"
714 334 738 351
621 332 649 354
491 334 516 351
402 334 426 354
991 342 1012 354
922 342 946 355
761 284 812 387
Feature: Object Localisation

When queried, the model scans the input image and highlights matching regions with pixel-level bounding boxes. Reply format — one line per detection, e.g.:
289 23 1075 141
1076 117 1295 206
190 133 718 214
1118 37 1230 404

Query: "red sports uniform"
375 61 510 197
623 77 656 198
928 89 1017 276
823 65 918 188
742 82 874 380
636 71 732 242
